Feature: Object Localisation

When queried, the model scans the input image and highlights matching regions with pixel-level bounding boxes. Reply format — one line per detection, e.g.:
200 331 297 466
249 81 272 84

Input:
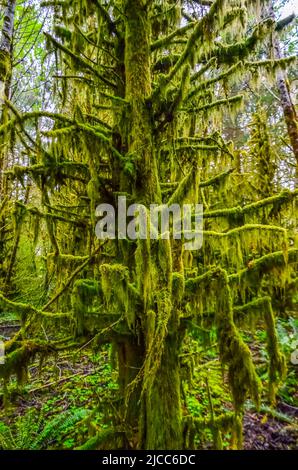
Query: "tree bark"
0 0 17 289
121 0 182 449
268 3 298 184
124 0 161 205
144 333 183 449
0 0 16 104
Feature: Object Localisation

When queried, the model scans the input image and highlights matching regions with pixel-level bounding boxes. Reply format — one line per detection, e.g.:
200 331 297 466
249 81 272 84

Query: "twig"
28 371 96 394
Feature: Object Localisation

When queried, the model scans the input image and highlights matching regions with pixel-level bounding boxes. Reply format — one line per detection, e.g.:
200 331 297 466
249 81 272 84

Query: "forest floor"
0 316 297 450
243 404 298 450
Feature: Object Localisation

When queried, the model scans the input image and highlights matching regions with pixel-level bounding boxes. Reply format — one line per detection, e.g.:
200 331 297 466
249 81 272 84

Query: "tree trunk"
0 0 17 288
268 2 298 183
124 0 160 205
144 333 183 449
117 337 145 447
0 0 16 188
121 0 182 449
0 0 16 104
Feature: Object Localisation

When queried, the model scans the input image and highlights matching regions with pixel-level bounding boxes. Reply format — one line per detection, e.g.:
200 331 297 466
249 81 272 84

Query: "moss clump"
172 272 185 303
0 49 11 83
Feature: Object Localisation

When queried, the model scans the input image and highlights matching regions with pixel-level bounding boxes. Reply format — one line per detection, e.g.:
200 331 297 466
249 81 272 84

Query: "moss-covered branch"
201 19 274 65
185 95 243 113
201 224 286 239
151 22 196 52
43 244 106 311
15 202 89 228
247 56 296 71
154 0 226 90
187 63 241 100
0 292 71 321
6 162 90 181
44 33 116 89
234 296 286 403
200 168 235 187
168 169 195 205
229 248 298 284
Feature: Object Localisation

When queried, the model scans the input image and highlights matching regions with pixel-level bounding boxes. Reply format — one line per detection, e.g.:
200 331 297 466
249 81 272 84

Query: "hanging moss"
151 21 195 52
263 302 287 404
214 268 261 412
208 19 273 65
142 289 173 397
233 296 286 403
187 95 243 115
168 169 197 205
135 236 152 311
158 237 172 289
203 188 297 220
100 264 136 330
229 248 298 287
172 272 185 303
158 0 227 88
248 110 276 197
71 279 100 335
0 49 11 83
44 32 116 89
184 412 235 441
188 63 241 100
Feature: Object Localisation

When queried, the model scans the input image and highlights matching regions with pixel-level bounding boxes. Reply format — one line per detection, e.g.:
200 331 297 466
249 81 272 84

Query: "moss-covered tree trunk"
121 0 182 449
124 0 160 204
0 0 16 288
144 333 183 450
0 0 16 104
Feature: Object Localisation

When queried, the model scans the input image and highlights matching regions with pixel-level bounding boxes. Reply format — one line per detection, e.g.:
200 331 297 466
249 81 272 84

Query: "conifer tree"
0 0 297 450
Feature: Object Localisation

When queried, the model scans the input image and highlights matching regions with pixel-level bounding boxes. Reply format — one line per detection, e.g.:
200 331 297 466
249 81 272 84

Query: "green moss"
158 237 172 289
0 49 11 82
210 19 273 65
229 248 298 286
172 272 185 303
203 189 297 220
215 269 261 412
263 303 287 404
249 110 276 197
0 340 53 385
76 429 122 450
168 170 197 206
184 412 235 438
71 279 100 335
188 63 241 100
135 236 152 311
151 21 195 52
234 296 286 403
100 264 135 330
187 95 243 114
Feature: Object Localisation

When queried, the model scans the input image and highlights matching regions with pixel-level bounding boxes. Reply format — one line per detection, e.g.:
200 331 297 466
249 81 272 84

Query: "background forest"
0 0 297 451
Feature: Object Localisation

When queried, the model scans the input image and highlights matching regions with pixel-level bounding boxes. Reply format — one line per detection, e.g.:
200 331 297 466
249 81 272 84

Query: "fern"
30 408 87 450
0 408 87 450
